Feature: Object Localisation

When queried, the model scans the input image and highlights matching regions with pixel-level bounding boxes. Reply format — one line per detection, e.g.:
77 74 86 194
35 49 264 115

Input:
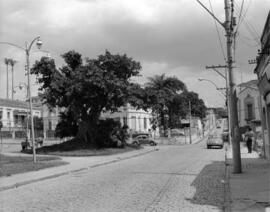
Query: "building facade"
101 104 153 133
31 96 60 139
0 98 42 138
254 11 270 159
237 80 262 128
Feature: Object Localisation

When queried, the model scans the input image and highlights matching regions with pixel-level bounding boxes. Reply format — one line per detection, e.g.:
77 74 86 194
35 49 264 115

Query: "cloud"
0 0 269 106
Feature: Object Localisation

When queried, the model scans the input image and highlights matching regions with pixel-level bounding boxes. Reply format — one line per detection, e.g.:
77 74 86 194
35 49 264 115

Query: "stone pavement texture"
0 136 227 212
226 142 270 212
0 146 157 191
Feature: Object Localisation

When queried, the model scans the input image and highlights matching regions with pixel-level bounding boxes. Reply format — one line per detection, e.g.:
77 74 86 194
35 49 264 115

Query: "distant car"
170 129 185 137
133 134 157 146
207 134 223 149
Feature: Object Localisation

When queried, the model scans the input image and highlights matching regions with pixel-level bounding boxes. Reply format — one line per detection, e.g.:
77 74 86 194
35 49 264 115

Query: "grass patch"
0 154 67 177
33 139 141 156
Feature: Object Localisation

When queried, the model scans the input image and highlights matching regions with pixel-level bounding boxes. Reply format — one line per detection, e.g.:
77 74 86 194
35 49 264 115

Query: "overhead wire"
235 0 244 35
208 0 227 62
234 0 260 45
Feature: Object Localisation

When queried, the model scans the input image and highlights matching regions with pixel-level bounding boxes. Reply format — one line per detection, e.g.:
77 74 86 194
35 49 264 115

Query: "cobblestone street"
0 139 225 212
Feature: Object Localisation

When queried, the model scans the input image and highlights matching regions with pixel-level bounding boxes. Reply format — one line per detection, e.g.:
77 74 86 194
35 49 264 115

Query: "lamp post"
198 78 226 98
0 37 43 163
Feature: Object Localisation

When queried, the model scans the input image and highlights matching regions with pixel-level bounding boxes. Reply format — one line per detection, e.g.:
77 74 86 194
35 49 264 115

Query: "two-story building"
0 98 42 138
237 80 262 129
101 104 153 133
254 11 270 159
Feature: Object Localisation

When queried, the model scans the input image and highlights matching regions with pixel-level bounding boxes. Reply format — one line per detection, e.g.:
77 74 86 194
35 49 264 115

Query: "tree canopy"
142 74 187 133
31 50 141 146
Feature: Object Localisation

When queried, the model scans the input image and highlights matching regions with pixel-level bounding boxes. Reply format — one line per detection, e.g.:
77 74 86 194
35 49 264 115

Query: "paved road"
0 138 226 212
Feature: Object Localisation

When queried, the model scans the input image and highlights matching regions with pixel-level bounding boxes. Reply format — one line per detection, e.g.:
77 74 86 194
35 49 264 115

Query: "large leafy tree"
144 74 187 134
31 50 141 146
169 91 207 123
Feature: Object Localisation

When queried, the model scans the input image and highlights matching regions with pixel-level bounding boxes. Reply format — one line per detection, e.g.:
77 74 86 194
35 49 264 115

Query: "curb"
0 148 157 192
223 145 232 212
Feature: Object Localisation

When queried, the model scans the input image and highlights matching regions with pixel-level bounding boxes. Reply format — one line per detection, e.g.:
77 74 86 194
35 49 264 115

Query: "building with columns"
0 98 42 138
101 104 153 133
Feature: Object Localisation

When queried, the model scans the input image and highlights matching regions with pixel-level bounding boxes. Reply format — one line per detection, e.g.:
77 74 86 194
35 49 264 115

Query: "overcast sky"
0 0 269 107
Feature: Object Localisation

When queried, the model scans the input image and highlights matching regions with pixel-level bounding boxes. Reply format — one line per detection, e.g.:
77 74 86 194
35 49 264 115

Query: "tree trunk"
76 109 101 147
160 111 166 137
76 119 98 147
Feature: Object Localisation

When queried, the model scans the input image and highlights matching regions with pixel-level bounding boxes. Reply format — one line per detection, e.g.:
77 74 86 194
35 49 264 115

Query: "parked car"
21 137 44 150
133 134 157 146
207 134 223 149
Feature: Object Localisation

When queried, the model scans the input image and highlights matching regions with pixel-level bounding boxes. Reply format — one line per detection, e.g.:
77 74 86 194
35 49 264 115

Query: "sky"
0 0 269 107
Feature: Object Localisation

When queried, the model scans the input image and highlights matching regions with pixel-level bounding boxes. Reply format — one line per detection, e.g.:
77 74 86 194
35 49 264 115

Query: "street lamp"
0 36 43 163
198 78 226 99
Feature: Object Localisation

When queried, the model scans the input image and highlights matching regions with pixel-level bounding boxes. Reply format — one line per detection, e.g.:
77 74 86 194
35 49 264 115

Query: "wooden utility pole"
224 0 241 173
196 0 242 173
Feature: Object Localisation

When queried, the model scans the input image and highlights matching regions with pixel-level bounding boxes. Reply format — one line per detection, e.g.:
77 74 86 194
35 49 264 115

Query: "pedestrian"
244 127 254 153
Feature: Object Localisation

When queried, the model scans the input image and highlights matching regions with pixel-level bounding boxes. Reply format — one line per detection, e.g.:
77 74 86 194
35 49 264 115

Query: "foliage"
143 74 187 133
96 119 128 148
169 91 207 122
31 50 141 146
55 110 78 138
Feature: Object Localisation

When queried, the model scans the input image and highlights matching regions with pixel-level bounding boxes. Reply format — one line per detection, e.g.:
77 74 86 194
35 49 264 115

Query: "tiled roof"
0 98 41 110
238 80 258 87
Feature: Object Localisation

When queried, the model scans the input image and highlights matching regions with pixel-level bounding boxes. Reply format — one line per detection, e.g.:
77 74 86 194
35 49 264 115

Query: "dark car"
133 134 157 146
21 137 44 150
207 134 223 149
222 131 229 142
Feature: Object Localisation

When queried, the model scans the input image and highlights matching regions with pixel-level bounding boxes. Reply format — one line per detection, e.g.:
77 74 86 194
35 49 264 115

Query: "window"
144 117 147 129
131 116 136 130
48 121 52 130
123 117 127 126
247 104 253 120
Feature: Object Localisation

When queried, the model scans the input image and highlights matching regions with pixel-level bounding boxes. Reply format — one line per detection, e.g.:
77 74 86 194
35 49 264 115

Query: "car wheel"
220 145 223 149
207 145 210 149
150 142 154 146
133 141 139 146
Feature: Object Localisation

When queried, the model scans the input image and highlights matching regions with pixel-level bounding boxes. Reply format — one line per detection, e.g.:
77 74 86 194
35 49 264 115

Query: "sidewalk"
0 146 157 192
226 143 270 212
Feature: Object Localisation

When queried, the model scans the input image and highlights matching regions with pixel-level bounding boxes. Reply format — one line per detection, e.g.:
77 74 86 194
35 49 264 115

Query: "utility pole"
224 0 241 173
196 0 242 173
189 101 192 144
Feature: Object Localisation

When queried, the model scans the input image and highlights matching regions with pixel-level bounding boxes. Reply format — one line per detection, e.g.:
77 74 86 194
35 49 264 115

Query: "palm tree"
9 59 17 100
4 58 10 99
146 74 187 135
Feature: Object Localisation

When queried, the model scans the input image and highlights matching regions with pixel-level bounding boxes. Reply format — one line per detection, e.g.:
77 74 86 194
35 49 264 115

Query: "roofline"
261 11 270 44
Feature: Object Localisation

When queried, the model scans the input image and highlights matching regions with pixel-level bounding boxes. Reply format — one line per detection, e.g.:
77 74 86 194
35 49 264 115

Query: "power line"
208 0 227 62
235 0 245 35
234 0 260 45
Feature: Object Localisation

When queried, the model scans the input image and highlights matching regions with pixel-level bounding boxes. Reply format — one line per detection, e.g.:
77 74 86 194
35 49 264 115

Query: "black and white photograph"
0 0 269 211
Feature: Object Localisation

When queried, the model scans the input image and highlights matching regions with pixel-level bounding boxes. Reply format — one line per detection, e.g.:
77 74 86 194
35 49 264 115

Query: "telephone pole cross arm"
196 0 242 173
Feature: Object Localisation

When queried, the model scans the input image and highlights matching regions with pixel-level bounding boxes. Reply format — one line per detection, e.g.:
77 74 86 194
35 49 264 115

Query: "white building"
101 104 153 133
0 98 42 138
237 80 262 128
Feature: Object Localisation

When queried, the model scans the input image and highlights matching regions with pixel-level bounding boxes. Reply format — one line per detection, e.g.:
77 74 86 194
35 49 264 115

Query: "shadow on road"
187 161 225 210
